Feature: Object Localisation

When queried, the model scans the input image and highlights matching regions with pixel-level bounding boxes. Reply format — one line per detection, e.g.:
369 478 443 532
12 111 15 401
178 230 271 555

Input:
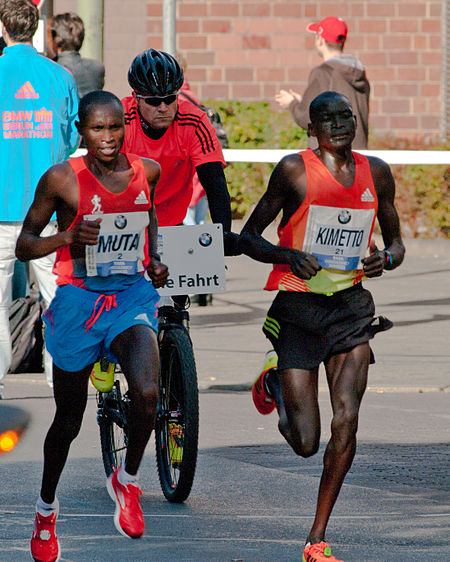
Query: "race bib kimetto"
84 211 149 276
302 205 375 270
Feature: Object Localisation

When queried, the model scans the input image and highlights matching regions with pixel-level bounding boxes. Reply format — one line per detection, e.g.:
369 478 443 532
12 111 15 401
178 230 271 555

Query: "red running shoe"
107 468 144 538
251 350 278 415
302 541 343 562
30 510 60 562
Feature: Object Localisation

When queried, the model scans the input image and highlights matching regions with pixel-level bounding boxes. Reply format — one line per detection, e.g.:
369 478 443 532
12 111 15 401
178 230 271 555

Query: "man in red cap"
276 17 370 149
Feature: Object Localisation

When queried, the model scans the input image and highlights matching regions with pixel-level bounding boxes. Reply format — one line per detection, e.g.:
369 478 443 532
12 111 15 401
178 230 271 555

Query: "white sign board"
156 224 226 296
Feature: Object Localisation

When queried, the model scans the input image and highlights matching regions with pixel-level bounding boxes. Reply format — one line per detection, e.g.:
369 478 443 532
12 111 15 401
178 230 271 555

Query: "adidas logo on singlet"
134 190 149 205
361 188 375 202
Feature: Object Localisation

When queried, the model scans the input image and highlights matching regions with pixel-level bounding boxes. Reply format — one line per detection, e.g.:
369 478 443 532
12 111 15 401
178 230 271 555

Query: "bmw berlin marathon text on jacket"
0 44 80 221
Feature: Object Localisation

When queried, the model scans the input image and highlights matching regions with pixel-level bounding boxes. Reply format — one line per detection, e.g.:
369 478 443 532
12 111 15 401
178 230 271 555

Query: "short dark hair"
325 40 344 52
0 0 39 43
78 90 123 127
50 12 84 52
309 91 352 122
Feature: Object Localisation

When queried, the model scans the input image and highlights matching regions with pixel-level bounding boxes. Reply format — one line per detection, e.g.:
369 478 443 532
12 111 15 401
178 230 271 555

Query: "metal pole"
36 0 53 57
77 0 104 62
443 0 449 141
163 0 176 55
39 0 53 19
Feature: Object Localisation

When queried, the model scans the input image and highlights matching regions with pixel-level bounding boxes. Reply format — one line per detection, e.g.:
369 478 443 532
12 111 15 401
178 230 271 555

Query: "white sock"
118 467 138 487
36 496 59 516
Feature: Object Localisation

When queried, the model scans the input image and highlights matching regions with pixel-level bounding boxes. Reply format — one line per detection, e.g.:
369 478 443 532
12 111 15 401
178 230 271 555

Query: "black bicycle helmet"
128 49 184 96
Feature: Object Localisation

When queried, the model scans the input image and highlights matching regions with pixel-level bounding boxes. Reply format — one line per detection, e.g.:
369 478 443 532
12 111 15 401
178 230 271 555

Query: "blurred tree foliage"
370 136 449 239
210 100 307 218
208 101 449 238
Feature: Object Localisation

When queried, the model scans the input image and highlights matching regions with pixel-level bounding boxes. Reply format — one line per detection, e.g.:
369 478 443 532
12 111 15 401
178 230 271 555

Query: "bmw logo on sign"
115 215 127 229
199 233 212 247
338 210 351 224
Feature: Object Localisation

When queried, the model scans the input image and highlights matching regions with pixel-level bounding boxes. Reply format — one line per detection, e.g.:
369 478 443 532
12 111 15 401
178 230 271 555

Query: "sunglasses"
136 93 178 107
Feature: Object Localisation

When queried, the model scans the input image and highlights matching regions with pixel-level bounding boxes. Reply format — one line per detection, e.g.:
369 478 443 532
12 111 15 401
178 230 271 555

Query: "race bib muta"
84 211 149 276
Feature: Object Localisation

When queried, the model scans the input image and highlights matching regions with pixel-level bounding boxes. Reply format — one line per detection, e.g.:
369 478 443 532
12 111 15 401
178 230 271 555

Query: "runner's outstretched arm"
16 163 100 261
141 158 169 288
240 155 321 279
361 157 405 277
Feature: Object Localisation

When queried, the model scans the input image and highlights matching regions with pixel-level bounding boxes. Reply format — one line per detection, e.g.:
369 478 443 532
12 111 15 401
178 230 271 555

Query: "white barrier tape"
222 149 450 165
72 148 450 165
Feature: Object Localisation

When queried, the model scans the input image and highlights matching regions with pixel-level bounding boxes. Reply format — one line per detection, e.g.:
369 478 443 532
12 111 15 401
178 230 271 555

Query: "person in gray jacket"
48 12 104 98
276 17 370 149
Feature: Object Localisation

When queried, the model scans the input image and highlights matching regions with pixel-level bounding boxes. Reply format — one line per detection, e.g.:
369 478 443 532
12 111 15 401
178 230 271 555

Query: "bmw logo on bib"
115 215 127 229
338 210 351 224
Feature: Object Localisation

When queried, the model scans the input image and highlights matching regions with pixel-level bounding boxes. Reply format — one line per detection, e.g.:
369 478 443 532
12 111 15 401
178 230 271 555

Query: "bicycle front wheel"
156 326 199 503
97 371 129 477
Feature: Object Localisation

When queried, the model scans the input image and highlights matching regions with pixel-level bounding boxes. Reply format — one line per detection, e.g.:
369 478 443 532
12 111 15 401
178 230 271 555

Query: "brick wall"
53 0 446 143
146 0 446 143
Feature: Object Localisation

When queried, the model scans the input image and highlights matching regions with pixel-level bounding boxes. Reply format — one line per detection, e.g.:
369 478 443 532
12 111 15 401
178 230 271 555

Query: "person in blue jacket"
0 0 80 394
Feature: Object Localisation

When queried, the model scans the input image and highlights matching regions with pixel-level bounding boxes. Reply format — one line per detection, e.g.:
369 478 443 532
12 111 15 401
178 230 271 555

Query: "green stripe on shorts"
263 315 280 339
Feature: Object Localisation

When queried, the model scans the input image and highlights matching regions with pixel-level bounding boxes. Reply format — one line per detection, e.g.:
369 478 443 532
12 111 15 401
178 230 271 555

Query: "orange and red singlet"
265 149 378 295
54 154 152 292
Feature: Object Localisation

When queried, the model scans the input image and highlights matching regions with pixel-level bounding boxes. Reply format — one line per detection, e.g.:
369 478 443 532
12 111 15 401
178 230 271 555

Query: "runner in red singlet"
16 91 168 562
240 92 405 562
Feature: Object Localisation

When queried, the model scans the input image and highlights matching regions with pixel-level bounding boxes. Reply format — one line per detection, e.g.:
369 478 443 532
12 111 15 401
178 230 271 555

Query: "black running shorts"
262 283 376 371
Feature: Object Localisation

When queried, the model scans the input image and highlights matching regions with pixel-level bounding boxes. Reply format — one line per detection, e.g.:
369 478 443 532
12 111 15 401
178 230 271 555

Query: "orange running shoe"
30 509 60 562
107 468 145 539
302 541 343 562
251 350 278 415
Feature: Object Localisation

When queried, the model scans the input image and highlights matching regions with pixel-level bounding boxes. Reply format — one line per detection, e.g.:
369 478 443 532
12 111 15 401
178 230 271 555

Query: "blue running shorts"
43 276 159 372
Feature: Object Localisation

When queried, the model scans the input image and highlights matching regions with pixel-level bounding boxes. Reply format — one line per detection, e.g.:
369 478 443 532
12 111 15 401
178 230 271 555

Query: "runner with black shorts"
240 91 405 562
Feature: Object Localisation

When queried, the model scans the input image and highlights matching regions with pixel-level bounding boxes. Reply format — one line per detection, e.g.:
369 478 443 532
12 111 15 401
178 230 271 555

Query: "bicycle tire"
97 371 130 477
155 326 199 503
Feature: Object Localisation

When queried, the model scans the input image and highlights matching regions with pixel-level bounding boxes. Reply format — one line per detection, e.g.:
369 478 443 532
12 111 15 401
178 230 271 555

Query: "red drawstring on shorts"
84 294 117 332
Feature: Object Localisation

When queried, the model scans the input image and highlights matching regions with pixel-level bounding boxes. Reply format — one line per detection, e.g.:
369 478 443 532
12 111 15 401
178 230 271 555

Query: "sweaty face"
80 103 125 161
132 92 178 130
310 97 356 148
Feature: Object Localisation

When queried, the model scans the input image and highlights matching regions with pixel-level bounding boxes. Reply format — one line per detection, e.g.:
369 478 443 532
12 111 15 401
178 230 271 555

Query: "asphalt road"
0 232 449 561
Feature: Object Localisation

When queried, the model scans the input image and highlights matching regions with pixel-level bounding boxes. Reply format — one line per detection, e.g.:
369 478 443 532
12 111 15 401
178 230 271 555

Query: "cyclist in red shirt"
122 49 239 257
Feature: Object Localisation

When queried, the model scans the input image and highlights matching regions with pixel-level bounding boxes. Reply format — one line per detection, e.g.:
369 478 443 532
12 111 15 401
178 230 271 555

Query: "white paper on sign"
155 224 226 296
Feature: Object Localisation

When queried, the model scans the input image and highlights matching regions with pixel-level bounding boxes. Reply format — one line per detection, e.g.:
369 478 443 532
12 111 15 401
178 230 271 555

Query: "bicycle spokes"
97 378 130 477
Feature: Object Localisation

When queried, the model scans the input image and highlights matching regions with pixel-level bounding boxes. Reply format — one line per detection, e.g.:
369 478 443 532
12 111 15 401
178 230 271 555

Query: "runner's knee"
290 432 320 458
130 379 158 415
53 411 84 443
330 406 359 450
282 415 320 458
